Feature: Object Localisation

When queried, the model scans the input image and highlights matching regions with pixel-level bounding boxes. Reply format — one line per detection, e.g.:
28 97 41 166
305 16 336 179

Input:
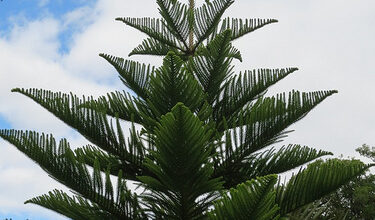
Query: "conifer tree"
0 0 372 219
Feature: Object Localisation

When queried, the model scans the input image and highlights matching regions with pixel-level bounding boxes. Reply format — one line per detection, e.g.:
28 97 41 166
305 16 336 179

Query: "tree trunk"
189 0 195 51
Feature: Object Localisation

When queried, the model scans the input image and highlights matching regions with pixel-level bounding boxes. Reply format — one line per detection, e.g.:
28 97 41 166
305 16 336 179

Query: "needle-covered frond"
117 17 184 51
100 53 153 100
214 68 298 122
138 103 223 219
194 0 234 47
228 90 337 133
11 88 145 172
74 145 131 180
0 130 144 218
208 175 279 220
75 123 148 181
26 190 125 220
188 30 235 104
217 18 278 40
147 52 206 116
243 145 333 179
276 159 373 216
129 37 175 57
79 91 145 124
286 201 328 220
214 90 337 188
195 43 242 62
156 0 190 48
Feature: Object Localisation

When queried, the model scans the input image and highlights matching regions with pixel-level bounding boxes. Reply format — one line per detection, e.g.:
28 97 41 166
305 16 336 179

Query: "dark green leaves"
0 130 143 219
214 68 298 122
188 30 235 104
79 90 144 124
194 0 234 46
100 53 153 100
74 145 132 179
276 159 373 216
26 190 116 220
243 145 333 179
129 37 174 56
139 103 223 219
218 18 278 40
209 175 279 220
229 90 337 157
157 0 190 48
11 89 123 156
11 88 146 179
147 51 205 116
121 0 277 58
117 17 183 51
214 90 337 188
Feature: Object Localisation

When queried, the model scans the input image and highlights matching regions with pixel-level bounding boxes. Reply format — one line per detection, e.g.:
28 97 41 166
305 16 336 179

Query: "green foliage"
188 30 237 103
0 130 145 219
147 52 205 116
357 144 375 161
276 159 369 216
25 190 129 220
243 145 333 178
125 0 277 57
99 53 153 100
0 0 371 219
194 0 234 46
288 145 375 220
208 175 280 220
322 173 375 220
322 145 375 220
139 103 222 219
288 144 375 220
218 18 278 40
213 67 298 121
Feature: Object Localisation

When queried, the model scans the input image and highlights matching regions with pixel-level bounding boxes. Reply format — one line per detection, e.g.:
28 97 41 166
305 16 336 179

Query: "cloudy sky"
0 0 374 219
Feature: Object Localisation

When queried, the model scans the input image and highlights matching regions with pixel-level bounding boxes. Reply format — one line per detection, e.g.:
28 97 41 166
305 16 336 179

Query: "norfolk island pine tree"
0 0 372 219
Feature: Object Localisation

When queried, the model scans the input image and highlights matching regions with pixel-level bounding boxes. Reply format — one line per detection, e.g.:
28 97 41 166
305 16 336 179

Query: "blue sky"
0 211 57 220
0 116 9 128
0 0 96 129
0 0 92 28
0 0 90 30
0 0 95 54
0 1 99 219
0 0 374 219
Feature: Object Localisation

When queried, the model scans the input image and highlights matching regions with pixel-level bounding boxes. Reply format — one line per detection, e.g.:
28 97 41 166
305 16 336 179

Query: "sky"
0 0 374 219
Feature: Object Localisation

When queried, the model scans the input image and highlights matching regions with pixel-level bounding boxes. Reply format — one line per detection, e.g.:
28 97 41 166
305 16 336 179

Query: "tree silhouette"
0 0 371 219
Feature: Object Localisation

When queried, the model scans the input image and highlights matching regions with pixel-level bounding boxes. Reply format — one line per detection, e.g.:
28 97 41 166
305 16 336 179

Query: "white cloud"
0 142 69 219
0 0 375 218
61 0 162 82
226 0 375 155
